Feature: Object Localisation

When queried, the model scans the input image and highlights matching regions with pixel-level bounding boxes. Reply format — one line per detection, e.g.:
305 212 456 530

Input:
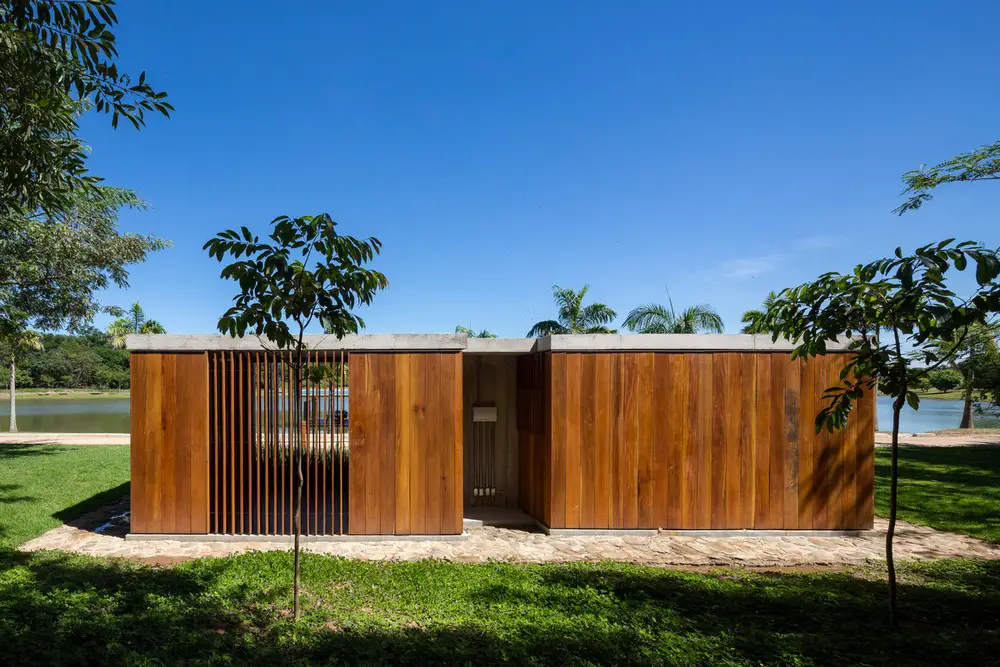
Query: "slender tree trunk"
292 355 304 619
8 354 17 433
873 377 880 432
888 396 902 626
959 370 975 430
887 327 905 627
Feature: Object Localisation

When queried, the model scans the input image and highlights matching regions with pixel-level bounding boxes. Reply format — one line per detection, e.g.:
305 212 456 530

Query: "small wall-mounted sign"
472 405 498 423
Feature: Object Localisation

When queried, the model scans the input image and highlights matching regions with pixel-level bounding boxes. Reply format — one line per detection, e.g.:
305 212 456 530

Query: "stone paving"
21 497 1000 567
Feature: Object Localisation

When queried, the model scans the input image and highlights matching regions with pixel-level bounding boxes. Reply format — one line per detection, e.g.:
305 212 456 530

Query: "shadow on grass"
0 484 35 506
0 443 67 460
1 551 998 666
52 482 129 527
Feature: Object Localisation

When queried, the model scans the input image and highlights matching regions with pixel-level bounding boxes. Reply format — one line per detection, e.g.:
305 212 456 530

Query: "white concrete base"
538 524 869 538
540 525 658 537
126 532 467 543
657 529 870 537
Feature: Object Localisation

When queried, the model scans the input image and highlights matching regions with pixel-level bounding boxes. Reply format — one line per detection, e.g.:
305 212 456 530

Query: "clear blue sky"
81 1 998 337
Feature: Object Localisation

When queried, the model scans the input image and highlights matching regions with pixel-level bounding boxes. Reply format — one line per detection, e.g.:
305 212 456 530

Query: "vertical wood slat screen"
535 351 875 531
208 350 349 535
348 352 463 535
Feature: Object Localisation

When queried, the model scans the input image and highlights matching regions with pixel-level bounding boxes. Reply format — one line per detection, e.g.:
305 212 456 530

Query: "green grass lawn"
912 389 966 400
875 446 1000 543
3 443 1000 664
0 388 129 399
1 550 998 666
0 444 130 549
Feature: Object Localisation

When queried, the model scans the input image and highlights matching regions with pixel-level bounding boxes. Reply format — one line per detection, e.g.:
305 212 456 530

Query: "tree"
3 329 42 432
624 292 724 334
1 0 172 216
106 302 166 348
527 285 616 337
455 325 496 338
0 186 166 392
750 239 1000 626
741 290 779 333
928 322 1000 428
925 368 963 393
205 213 388 620
894 141 1000 215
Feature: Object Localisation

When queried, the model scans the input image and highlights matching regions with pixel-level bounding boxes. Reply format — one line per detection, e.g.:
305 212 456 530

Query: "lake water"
0 393 995 435
0 396 130 433
876 395 1000 433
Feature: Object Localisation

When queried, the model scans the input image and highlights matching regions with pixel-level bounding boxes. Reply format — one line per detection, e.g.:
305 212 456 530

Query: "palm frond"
580 303 617 329
683 305 724 334
623 303 675 333
106 318 132 349
740 309 765 334
527 320 567 337
140 320 167 335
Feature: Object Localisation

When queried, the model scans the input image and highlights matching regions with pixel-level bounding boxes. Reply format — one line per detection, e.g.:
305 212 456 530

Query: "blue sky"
81 1 998 337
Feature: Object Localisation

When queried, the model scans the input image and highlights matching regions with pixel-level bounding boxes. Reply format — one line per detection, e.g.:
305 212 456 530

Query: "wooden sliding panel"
545 350 872 531
131 352 210 534
516 353 550 525
348 352 462 535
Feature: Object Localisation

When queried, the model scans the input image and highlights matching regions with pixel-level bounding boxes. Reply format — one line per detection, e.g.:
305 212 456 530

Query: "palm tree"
624 292 723 334
740 290 779 334
106 302 166 348
455 326 497 338
527 285 617 337
6 330 43 433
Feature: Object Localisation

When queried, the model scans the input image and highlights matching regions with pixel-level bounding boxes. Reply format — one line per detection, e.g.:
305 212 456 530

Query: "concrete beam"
464 338 537 354
125 333 468 352
125 333 854 353
536 334 852 352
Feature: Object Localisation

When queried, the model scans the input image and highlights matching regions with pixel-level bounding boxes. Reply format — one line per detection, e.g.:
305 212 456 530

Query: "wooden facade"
518 351 875 531
348 352 463 535
128 335 874 537
130 353 210 534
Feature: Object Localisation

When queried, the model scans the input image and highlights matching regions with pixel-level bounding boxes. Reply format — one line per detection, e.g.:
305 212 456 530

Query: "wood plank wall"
537 351 875 531
516 353 550 521
348 352 463 535
130 353 210 534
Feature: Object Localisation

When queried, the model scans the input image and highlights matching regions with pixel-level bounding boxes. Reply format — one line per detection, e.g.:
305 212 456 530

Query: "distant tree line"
0 328 131 390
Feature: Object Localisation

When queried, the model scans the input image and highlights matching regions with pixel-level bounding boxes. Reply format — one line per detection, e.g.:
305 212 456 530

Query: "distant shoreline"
0 389 129 400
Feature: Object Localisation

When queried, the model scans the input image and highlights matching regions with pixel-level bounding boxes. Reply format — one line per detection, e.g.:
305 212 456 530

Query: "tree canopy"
750 239 1000 625
106 302 166 349
0 0 171 216
455 325 496 338
0 186 167 344
527 285 616 337
894 141 1000 215
740 290 778 334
